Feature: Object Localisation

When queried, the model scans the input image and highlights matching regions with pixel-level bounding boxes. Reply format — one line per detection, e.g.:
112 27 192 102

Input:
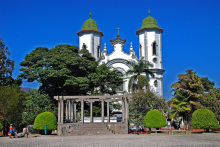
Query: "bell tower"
136 10 165 96
77 13 103 60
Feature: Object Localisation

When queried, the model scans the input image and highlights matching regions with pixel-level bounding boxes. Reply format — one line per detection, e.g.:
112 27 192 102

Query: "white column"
68 100 71 120
74 102 77 123
71 100 73 122
90 102 93 123
81 99 84 123
61 96 64 124
122 98 125 122
58 96 60 123
125 97 129 123
65 100 68 121
107 101 110 123
101 100 104 122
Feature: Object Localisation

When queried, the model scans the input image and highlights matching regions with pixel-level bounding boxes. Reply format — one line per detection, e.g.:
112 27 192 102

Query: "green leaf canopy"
19 45 97 96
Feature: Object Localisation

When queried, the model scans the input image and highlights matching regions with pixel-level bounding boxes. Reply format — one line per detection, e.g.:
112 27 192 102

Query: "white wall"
79 32 101 60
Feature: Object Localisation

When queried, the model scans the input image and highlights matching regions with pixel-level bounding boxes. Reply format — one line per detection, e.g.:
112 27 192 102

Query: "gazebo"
54 94 131 135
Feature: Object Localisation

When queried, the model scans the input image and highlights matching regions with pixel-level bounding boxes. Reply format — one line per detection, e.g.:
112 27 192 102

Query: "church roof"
141 10 159 29
77 12 104 36
110 37 126 46
136 10 164 35
81 12 99 31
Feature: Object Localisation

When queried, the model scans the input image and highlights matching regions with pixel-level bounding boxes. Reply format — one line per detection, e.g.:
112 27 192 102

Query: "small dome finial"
89 11 91 18
148 9 150 16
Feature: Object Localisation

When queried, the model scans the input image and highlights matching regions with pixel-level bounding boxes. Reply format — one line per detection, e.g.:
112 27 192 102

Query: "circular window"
153 58 157 63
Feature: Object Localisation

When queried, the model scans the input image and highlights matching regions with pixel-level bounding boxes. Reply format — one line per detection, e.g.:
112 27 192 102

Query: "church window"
154 80 158 87
152 41 156 55
153 57 157 63
83 43 86 50
97 46 100 58
139 44 142 57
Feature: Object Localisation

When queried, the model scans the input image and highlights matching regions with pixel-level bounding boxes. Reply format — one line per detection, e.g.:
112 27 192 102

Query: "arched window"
83 43 86 50
154 80 158 87
152 42 156 55
97 46 100 58
139 44 142 57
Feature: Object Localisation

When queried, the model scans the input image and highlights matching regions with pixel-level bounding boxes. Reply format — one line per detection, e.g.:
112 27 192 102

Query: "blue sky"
1 0 220 100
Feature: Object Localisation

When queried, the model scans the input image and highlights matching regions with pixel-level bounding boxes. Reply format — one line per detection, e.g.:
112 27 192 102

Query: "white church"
76 10 165 96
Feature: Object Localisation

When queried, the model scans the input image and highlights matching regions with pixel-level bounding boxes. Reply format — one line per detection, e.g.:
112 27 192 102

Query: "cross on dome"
116 26 121 37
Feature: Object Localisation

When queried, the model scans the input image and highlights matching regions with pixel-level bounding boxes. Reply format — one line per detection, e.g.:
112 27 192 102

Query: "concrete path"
0 133 220 147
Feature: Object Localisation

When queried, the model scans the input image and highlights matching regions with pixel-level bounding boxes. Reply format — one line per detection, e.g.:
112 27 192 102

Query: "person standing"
9 124 13 138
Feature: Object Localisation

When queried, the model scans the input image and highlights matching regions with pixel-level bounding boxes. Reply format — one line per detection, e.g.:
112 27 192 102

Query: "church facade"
77 11 165 96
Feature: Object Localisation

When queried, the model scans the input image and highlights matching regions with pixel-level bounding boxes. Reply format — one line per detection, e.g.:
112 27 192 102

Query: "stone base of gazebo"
57 122 128 136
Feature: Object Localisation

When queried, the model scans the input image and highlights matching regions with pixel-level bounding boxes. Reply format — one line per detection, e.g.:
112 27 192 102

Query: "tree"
200 77 215 93
129 90 169 126
200 88 220 121
196 77 215 94
89 64 124 95
19 45 97 97
0 38 18 86
126 57 154 92
22 89 57 126
191 109 218 131
0 85 24 134
170 69 204 129
144 110 167 129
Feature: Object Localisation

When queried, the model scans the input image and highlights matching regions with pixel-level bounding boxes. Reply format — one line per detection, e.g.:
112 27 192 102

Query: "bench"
172 130 186 134
155 130 170 134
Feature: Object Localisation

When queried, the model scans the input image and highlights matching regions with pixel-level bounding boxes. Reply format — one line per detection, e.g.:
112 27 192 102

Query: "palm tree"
126 57 154 92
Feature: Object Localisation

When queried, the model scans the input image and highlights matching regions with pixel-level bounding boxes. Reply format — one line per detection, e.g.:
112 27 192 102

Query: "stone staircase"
67 123 113 136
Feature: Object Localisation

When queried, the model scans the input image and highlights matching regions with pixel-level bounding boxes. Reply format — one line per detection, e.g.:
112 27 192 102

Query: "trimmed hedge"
33 112 57 130
191 109 219 129
144 110 167 128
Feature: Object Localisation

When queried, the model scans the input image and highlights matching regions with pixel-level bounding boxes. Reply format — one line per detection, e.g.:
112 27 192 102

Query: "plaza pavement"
0 133 220 147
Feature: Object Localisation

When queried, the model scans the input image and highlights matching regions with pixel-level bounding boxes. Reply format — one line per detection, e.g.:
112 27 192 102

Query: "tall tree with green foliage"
170 69 204 129
129 90 168 126
199 77 215 93
22 89 57 126
0 38 14 85
200 88 220 121
0 85 24 132
19 45 97 97
126 57 154 92
0 38 22 86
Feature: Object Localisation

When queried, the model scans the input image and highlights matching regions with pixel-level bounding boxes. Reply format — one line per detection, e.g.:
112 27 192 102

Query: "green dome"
141 10 159 29
81 12 99 31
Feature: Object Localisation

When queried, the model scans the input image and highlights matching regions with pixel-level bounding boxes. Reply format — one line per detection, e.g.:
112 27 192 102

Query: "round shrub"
144 110 167 128
191 109 219 129
33 112 57 131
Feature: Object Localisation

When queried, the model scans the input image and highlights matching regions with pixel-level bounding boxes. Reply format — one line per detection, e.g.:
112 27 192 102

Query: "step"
68 130 112 133
65 123 114 136
68 132 113 136
73 128 108 131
